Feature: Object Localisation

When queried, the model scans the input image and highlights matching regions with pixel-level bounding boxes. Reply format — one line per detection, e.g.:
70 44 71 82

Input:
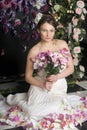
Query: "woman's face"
38 22 56 42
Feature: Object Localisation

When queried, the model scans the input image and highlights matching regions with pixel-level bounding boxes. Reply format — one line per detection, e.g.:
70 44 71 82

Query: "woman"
25 14 74 91
0 14 87 130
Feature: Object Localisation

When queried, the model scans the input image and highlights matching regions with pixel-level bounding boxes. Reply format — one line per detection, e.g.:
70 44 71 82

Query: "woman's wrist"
57 74 59 79
39 81 45 88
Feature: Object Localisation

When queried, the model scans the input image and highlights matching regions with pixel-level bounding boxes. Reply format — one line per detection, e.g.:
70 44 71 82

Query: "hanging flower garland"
0 0 87 82
68 0 87 82
48 0 87 82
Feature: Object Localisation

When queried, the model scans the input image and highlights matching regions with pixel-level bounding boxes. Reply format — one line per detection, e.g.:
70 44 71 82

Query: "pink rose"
13 115 20 122
41 120 48 128
73 46 81 53
73 28 81 35
75 7 82 15
73 34 79 41
60 120 66 128
73 57 79 66
58 114 64 120
72 17 78 26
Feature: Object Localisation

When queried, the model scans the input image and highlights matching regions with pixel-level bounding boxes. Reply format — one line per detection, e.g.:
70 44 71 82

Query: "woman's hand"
46 74 58 82
44 74 58 91
44 81 53 91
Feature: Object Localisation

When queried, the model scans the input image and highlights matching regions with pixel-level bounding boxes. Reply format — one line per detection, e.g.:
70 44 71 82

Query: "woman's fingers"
45 81 52 90
47 75 58 82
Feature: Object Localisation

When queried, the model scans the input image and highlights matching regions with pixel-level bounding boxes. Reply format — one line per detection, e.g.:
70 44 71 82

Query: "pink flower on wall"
73 28 81 35
77 0 85 8
73 46 81 54
73 34 79 41
72 17 78 26
75 7 82 15
73 57 79 66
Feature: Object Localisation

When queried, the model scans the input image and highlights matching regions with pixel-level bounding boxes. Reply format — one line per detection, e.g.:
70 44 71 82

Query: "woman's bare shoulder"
55 39 67 44
55 39 68 48
27 43 40 58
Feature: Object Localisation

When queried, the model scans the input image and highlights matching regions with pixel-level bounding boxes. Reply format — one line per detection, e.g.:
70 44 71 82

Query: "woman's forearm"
57 66 74 79
25 76 44 88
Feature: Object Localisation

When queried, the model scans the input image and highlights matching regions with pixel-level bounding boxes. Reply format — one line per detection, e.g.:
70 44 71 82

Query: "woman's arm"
25 49 53 91
25 49 45 88
57 55 74 79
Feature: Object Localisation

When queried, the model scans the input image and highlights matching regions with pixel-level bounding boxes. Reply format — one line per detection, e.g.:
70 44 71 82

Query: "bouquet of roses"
32 48 69 78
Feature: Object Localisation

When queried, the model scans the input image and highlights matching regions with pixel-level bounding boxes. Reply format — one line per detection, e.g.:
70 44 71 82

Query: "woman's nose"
46 31 50 36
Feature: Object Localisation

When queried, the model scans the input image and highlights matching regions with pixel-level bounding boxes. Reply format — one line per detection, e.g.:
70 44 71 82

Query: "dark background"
0 22 40 80
0 31 27 77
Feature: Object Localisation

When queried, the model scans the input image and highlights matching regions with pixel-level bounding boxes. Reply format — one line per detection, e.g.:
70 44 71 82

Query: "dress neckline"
38 47 68 54
30 48 69 61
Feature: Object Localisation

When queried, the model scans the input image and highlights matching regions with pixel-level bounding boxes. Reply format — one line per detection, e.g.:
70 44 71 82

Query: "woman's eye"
50 30 55 32
40 29 55 32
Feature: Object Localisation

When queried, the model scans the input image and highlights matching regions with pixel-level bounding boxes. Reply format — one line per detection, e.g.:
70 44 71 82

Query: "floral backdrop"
0 0 87 83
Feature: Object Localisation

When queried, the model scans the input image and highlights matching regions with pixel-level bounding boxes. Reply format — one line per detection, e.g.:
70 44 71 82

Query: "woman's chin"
43 39 53 42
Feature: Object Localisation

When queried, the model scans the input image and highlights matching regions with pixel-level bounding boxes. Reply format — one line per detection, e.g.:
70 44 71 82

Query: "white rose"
79 65 85 72
81 14 85 20
77 1 85 8
79 72 84 78
35 13 43 24
83 8 87 14
73 46 81 53
54 4 60 12
73 28 81 35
